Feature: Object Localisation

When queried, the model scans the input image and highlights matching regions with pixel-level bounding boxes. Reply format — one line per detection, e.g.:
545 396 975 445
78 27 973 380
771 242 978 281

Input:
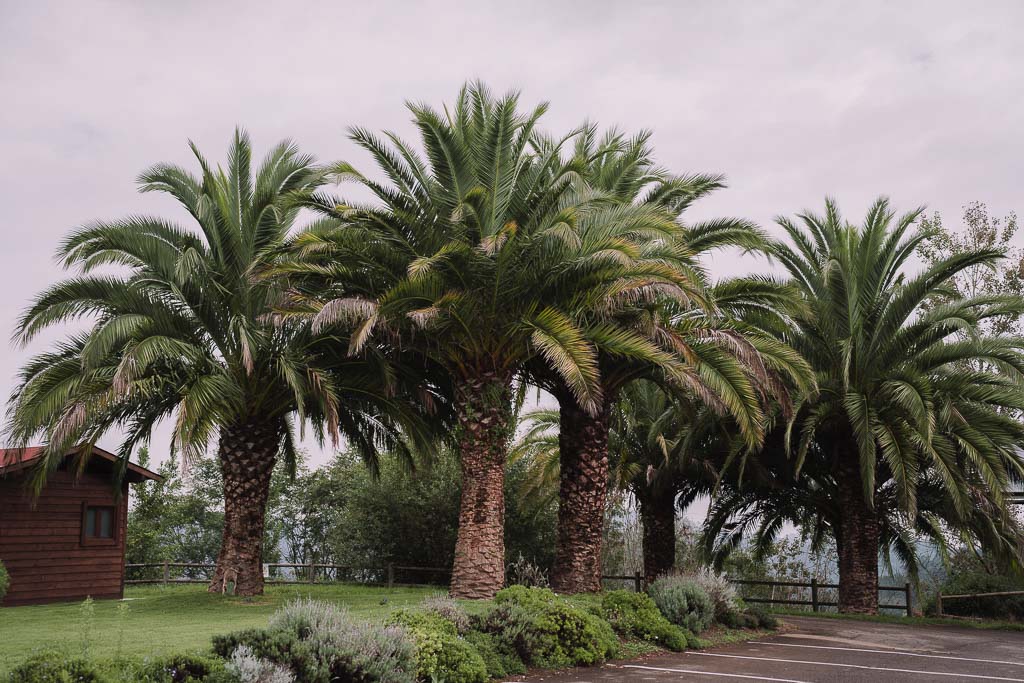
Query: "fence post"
904 582 912 617
162 561 169 586
387 563 395 589
634 571 643 593
309 562 315 583
811 578 819 612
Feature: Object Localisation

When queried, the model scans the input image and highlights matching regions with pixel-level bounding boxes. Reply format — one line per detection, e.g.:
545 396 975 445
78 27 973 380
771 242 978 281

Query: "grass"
0 583 440 675
770 607 1024 631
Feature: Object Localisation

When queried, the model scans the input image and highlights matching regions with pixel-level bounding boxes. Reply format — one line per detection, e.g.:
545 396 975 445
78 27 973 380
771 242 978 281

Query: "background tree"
918 202 1024 337
7 131 434 596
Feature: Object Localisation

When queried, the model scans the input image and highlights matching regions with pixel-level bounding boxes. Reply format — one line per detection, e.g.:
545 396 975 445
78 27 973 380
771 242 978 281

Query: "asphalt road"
522 616 1024 682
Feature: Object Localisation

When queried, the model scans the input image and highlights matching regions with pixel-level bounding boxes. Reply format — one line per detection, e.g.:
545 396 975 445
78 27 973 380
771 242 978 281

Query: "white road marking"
689 652 1024 682
750 641 1024 668
622 664 811 683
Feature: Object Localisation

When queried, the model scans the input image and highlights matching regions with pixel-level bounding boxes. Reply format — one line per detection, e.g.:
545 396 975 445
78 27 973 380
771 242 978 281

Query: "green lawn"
0 583 441 674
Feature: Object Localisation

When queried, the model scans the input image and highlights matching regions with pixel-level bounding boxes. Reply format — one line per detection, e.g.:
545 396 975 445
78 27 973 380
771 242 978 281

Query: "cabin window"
82 504 116 542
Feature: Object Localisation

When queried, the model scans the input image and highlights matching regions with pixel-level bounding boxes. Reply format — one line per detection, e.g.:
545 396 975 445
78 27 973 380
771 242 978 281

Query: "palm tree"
754 197 1024 613
6 131 437 596
272 84 687 598
530 128 811 592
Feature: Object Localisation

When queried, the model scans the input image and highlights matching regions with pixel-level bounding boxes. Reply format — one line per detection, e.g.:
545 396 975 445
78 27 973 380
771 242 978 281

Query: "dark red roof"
0 446 44 468
0 445 162 483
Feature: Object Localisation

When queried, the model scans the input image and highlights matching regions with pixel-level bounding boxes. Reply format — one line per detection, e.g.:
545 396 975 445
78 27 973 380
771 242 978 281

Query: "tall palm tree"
273 84 686 598
530 127 811 592
6 131 437 596
756 197 1024 612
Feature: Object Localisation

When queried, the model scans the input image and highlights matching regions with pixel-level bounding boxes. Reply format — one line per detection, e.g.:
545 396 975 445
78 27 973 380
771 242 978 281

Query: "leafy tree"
275 84 682 597
918 202 1024 338
749 197 1024 613
280 451 556 582
7 131 434 595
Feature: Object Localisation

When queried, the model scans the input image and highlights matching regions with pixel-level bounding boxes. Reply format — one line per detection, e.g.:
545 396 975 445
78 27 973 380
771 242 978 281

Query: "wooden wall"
0 468 128 606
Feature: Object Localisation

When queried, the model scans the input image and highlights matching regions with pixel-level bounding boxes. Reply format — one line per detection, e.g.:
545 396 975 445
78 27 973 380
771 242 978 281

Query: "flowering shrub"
213 599 417 683
689 569 741 622
420 594 471 634
647 575 715 633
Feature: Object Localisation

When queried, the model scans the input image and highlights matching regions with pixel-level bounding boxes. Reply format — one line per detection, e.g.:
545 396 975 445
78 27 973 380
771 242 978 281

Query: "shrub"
385 609 487 683
420 595 471 634
745 605 779 629
462 631 526 678
134 653 226 682
224 645 295 683
0 560 9 602
213 599 417 683
478 586 618 668
689 570 740 623
7 650 104 683
938 571 1024 621
718 610 757 629
506 553 550 588
599 590 687 651
647 575 715 633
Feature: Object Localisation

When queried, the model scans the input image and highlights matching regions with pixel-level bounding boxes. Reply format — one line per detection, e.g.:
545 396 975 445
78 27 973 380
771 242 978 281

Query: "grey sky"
2 0 1022 476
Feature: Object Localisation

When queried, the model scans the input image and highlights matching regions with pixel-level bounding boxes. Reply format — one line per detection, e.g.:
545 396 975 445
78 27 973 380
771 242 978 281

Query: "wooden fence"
126 563 912 616
731 577 913 616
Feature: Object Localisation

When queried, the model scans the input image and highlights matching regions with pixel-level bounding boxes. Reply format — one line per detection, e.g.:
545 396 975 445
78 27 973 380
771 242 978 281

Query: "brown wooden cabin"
0 445 161 606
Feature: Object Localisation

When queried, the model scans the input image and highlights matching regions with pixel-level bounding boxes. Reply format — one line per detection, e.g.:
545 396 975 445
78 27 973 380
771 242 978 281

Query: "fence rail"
124 562 449 589
935 589 1024 617
731 577 912 616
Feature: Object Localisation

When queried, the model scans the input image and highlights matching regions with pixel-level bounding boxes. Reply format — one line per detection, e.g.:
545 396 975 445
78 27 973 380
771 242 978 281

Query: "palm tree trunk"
450 371 513 599
835 456 880 614
551 395 611 594
208 416 284 597
639 486 676 585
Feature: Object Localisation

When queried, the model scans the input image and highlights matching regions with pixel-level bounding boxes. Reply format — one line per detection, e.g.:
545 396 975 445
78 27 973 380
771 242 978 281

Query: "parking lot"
525 616 1024 682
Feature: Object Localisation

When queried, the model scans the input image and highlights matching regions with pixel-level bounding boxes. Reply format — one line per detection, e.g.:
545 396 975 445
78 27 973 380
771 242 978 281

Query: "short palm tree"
757 197 1024 612
6 131 436 596
703 438 1024 590
273 84 689 598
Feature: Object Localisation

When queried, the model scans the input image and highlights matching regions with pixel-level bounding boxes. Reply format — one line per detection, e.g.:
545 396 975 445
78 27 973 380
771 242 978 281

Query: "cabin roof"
0 445 162 483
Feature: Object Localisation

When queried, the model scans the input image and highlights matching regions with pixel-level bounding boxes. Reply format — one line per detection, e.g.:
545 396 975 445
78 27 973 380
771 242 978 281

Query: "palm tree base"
640 486 676 585
836 462 880 615
450 372 512 600
208 417 283 597
551 400 611 594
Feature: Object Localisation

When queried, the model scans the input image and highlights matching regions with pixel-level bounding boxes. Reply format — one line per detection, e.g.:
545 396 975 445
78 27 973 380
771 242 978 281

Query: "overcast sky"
2 0 1022 483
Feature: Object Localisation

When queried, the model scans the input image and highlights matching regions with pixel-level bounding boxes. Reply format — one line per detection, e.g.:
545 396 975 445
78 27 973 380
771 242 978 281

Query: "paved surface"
523 616 1024 682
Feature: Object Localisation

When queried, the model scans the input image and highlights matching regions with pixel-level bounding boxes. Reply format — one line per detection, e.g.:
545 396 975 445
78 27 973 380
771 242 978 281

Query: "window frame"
80 502 118 547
